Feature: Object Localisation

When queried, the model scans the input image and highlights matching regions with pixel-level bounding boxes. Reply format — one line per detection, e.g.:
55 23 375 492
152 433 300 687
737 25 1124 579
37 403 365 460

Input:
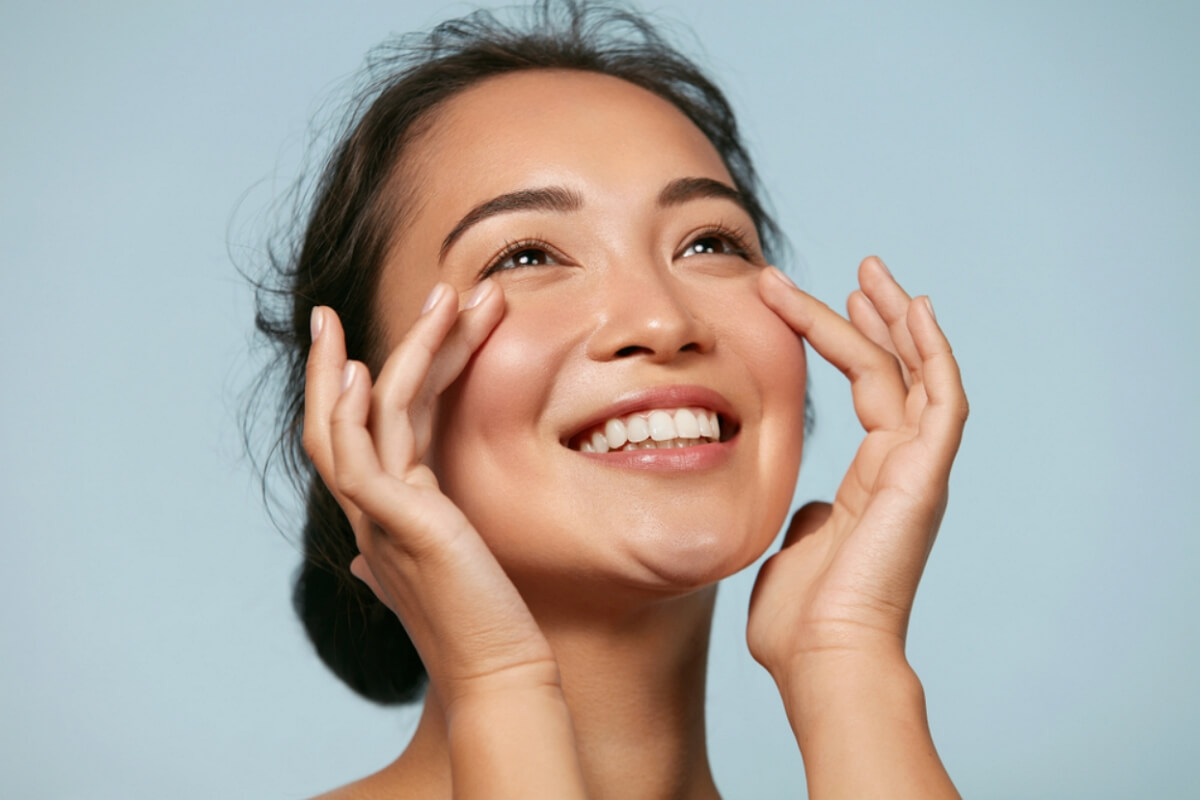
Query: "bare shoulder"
309 775 382 800
307 754 444 799
309 774 397 800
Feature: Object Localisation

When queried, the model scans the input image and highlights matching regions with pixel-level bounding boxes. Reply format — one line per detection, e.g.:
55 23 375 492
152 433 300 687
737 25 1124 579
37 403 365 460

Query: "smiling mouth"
567 407 733 454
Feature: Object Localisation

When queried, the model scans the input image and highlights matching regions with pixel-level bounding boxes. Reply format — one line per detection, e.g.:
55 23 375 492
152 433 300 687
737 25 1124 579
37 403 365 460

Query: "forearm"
445 671 588 800
780 652 959 800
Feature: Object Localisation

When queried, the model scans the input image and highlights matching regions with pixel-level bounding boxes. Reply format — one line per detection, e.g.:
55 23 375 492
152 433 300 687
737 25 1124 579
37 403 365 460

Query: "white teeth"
648 410 677 441
626 416 650 443
604 418 627 449
674 408 700 439
573 406 726 453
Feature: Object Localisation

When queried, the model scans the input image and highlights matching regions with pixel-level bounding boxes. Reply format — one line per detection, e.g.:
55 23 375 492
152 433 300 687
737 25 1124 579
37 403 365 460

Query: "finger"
760 267 907 431
857 256 924 382
303 307 357 510
423 279 506 399
329 360 409 548
349 554 395 613
908 296 969 471
366 282 461 476
847 289 912 387
371 280 505 475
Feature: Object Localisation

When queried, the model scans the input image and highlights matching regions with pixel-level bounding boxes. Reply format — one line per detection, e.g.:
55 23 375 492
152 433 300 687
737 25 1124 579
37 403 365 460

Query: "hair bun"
293 505 427 705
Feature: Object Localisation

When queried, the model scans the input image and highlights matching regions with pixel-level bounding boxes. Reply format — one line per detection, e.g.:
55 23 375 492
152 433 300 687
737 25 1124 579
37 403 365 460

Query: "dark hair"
249 0 793 705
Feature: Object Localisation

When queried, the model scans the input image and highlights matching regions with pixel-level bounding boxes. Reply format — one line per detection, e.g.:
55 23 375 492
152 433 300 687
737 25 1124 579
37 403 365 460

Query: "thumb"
781 501 833 549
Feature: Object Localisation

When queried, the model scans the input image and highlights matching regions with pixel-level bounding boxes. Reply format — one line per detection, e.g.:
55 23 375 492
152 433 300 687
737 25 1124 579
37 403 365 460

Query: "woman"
253 1 967 796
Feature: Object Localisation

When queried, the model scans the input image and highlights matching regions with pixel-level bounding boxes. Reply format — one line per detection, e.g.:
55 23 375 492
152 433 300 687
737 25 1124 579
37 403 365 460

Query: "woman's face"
375 70 806 602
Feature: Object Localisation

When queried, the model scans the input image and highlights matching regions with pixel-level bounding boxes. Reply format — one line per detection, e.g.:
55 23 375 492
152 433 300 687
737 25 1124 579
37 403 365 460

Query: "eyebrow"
439 186 583 261
438 177 749 262
656 176 748 212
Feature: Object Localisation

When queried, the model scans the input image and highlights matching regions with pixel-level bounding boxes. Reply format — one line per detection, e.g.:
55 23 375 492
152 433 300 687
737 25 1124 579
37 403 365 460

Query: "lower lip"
573 436 736 471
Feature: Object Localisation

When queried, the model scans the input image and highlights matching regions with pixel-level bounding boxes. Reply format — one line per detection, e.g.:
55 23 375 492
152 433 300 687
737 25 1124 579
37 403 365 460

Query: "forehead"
404 68 733 223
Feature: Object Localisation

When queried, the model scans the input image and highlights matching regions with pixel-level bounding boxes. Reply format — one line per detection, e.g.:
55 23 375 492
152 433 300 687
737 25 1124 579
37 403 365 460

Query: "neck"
381 585 721 800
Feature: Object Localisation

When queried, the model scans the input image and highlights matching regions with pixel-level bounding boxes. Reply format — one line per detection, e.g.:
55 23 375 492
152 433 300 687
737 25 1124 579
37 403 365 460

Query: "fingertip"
311 306 325 343
857 254 888 283
764 265 797 291
846 288 871 314
462 278 496 310
907 295 936 328
341 361 359 394
909 295 953 358
422 282 452 315
760 269 814 330
768 263 796 289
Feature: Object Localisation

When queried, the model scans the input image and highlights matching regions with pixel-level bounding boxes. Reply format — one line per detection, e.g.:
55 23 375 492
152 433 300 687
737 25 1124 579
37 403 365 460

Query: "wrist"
439 657 566 720
777 648 922 740
442 667 588 799
775 651 958 799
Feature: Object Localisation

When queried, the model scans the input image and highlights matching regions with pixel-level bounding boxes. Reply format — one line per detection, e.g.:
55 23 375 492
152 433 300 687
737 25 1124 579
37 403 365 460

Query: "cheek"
428 298 573 493
707 282 808 534
705 279 808 406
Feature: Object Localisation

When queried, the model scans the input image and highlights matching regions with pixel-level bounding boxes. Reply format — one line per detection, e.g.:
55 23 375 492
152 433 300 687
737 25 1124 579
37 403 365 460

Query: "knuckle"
333 464 372 502
956 395 971 423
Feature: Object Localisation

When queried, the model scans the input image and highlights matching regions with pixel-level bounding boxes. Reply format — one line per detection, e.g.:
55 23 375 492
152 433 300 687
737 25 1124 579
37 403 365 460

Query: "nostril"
613 341 701 358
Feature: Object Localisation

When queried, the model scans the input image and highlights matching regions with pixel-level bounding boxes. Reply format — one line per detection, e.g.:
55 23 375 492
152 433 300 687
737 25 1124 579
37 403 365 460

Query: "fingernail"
922 296 936 321
768 266 797 289
874 256 892 278
310 306 324 343
341 362 355 393
464 279 494 310
421 283 447 314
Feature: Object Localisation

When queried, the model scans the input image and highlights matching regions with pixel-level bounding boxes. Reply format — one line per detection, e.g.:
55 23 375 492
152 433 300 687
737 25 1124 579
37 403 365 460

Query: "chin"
617 514 783 592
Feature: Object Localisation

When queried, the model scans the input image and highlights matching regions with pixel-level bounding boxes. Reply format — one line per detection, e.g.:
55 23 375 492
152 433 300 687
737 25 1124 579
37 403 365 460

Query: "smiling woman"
249 1 967 797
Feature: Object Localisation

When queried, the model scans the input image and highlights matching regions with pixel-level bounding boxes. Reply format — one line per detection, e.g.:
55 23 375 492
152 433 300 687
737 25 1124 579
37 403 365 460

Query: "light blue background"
2 1 1196 797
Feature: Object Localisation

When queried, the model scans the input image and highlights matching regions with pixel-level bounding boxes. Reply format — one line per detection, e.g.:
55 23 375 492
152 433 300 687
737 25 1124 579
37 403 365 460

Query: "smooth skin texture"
303 70 965 799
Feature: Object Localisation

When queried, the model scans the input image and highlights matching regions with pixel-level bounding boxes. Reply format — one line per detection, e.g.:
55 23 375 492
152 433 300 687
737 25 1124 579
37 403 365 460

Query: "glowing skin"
374 70 807 599
305 65 964 800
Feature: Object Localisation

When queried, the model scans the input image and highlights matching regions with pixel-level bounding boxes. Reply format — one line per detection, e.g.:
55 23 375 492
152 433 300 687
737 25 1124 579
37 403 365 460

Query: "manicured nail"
310 306 324 343
341 362 356 393
922 296 936 321
768 266 797 289
464 279 494 310
874 256 892 278
421 283 447 314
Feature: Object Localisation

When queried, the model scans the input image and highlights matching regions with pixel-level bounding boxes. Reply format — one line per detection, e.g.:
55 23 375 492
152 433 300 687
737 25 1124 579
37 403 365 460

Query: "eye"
678 226 755 261
482 238 560 278
681 235 735 257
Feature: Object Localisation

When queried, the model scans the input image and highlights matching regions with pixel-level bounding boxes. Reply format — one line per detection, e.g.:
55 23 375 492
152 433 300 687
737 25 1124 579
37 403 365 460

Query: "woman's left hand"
747 256 968 680
747 257 966 798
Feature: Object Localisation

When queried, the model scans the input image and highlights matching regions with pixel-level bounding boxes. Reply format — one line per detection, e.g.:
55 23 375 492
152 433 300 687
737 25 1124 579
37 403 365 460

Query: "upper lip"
561 385 739 447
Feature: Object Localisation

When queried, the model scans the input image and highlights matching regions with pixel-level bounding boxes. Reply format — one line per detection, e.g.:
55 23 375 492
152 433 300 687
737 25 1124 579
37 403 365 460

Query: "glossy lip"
576 436 737 471
561 384 740 458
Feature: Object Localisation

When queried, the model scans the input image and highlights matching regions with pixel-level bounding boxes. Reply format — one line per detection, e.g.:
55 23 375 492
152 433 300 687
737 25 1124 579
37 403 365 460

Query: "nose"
585 263 716 363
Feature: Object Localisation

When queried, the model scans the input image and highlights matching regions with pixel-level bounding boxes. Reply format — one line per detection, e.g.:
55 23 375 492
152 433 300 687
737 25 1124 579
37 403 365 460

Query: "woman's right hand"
303 280 558 709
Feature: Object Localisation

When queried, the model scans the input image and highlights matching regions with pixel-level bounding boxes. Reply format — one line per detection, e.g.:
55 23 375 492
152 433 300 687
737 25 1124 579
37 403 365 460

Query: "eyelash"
480 236 558 279
478 223 759 280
